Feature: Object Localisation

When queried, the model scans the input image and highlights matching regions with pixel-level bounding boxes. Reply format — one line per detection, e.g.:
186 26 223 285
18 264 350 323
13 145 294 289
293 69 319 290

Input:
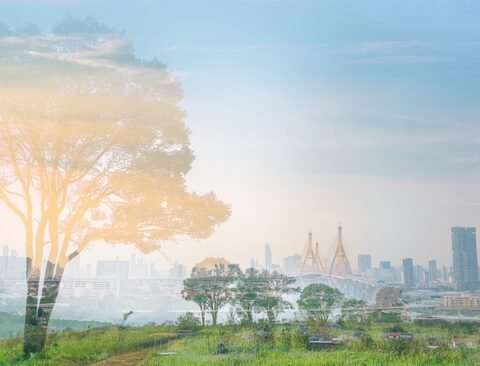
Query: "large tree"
182 264 241 326
297 284 343 327
0 18 230 354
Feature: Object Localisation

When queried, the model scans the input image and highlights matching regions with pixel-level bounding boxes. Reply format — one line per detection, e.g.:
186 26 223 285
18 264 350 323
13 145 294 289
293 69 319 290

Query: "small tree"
182 264 241 326
234 268 263 324
297 284 343 327
182 285 208 326
254 271 298 323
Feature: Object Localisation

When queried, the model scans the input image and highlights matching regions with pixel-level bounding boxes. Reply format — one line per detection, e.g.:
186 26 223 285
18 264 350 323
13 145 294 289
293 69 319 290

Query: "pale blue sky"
1 0 480 269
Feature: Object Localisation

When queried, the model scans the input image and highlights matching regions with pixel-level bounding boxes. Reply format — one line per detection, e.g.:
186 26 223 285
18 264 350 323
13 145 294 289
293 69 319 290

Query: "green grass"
0 325 177 366
139 324 480 366
141 348 480 366
2 321 480 365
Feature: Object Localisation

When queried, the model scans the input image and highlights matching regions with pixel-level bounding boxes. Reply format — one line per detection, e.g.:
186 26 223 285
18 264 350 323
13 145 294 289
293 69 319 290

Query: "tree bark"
23 274 43 355
211 310 217 326
23 262 63 356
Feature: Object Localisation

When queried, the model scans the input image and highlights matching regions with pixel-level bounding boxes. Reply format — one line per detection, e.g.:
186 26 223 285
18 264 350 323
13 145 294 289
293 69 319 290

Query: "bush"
176 312 201 331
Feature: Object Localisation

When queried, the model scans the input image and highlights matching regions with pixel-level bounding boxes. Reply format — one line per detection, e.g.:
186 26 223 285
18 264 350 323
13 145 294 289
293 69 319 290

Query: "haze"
1 0 480 271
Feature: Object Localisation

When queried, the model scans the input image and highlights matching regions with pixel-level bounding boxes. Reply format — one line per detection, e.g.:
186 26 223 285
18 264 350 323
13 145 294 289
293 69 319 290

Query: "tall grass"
2 322 480 365
139 325 480 366
0 325 176 366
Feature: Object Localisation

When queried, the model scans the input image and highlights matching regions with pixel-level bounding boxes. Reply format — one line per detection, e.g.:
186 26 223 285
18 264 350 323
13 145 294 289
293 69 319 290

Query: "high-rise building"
452 227 479 291
358 254 372 272
402 258 415 289
265 244 272 270
428 260 437 283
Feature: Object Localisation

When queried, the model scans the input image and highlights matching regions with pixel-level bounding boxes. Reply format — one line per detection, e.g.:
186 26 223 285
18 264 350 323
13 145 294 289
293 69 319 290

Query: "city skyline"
0 222 468 279
1 0 480 273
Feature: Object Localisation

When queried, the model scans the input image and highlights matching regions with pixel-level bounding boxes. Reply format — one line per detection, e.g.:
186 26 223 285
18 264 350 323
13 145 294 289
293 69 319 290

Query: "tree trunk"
211 310 217 326
23 274 43 355
267 309 275 323
23 262 63 356
247 310 253 324
200 309 205 326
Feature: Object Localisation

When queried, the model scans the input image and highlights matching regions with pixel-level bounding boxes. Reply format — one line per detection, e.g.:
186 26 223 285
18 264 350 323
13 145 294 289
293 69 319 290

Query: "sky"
1 0 480 271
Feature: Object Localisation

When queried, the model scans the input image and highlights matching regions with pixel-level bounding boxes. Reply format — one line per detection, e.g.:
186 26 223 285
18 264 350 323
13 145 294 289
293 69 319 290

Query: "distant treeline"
0 312 111 339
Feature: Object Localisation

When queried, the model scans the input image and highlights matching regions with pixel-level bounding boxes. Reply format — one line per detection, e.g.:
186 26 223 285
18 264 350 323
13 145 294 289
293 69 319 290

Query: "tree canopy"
297 283 343 326
0 17 230 354
183 264 241 325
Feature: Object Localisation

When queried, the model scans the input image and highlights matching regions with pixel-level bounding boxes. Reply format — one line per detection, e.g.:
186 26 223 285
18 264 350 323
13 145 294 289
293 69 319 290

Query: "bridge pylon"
300 231 324 275
329 224 352 276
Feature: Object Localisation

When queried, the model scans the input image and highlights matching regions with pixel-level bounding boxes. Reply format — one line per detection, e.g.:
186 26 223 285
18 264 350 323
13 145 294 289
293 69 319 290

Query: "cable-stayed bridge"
296 225 378 302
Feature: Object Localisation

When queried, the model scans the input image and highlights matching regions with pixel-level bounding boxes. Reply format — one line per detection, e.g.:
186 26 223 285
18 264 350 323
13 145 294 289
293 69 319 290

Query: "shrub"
176 312 201 331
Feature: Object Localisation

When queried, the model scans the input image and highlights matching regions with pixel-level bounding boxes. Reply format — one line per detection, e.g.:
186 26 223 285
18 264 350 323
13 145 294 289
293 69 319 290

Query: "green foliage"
183 266 297 326
138 325 480 366
3 322 480 365
368 310 401 323
182 264 241 326
234 268 263 324
340 298 367 324
250 271 298 323
0 324 176 366
176 313 201 331
297 284 343 327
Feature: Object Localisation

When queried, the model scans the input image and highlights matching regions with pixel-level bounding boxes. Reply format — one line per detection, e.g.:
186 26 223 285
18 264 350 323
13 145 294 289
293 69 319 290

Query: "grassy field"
141 347 479 366
2 321 480 365
0 325 176 366
140 323 480 366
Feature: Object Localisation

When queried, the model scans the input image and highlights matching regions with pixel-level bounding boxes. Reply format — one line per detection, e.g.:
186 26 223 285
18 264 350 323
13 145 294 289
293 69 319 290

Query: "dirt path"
90 333 180 366
90 347 154 366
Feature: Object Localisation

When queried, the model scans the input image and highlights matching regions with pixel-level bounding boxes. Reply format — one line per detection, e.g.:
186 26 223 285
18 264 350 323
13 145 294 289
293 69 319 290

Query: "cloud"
161 39 478 66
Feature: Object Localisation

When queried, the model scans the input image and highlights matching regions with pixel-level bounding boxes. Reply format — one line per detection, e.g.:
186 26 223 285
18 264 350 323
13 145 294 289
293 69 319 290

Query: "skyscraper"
452 227 479 291
428 260 437 283
403 258 415 289
265 243 272 270
358 254 372 272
